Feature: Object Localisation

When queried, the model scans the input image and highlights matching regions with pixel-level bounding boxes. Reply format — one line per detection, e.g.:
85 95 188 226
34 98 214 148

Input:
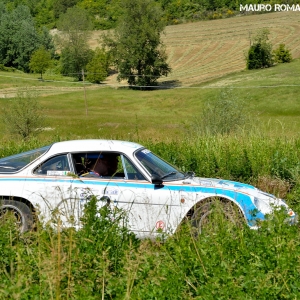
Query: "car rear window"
0 145 50 173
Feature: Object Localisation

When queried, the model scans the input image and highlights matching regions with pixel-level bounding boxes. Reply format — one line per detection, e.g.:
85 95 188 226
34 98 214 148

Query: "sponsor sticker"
104 188 119 195
155 220 165 230
47 170 69 176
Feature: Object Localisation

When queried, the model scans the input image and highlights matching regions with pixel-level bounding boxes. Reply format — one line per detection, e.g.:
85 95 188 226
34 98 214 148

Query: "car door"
117 155 173 237
28 153 82 228
71 151 173 238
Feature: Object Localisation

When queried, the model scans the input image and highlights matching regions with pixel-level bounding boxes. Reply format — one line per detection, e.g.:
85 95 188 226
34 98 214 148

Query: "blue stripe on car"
0 177 262 226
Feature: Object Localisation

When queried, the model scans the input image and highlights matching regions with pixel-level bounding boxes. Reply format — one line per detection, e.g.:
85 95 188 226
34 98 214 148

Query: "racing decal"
47 170 70 176
155 220 165 230
103 188 119 195
141 149 151 154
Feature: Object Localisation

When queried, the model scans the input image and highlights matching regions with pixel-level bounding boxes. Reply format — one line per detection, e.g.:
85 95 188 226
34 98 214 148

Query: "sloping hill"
91 11 300 86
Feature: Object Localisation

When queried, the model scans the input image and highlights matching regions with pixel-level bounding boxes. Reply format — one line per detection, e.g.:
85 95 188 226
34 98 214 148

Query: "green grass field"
1 58 300 141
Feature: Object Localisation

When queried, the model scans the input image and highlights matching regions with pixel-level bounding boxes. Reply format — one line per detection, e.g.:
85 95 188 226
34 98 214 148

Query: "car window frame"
133 148 185 182
33 153 75 176
70 151 147 181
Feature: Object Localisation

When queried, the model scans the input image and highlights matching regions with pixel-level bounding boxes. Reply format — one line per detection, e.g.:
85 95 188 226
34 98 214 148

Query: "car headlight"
253 197 273 214
254 192 296 219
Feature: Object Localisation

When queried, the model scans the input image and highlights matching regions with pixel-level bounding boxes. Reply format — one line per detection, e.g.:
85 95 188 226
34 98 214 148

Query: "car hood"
188 177 257 192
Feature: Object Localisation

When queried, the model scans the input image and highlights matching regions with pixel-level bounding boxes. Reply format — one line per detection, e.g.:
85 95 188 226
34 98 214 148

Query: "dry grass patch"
255 175 291 199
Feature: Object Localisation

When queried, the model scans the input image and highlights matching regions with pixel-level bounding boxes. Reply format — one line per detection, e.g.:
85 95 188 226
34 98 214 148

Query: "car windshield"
0 145 51 173
135 148 185 181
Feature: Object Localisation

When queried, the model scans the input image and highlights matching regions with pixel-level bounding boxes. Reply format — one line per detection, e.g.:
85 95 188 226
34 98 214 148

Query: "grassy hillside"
90 11 300 86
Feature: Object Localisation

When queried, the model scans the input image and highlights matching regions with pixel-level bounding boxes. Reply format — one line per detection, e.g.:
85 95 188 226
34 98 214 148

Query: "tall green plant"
86 48 109 83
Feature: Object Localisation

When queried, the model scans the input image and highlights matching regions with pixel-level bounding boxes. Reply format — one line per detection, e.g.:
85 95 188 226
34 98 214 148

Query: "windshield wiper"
184 171 195 179
161 171 177 179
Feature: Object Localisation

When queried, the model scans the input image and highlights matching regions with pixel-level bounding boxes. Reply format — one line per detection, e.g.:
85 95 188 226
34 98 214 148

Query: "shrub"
191 89 251 136
273 43 292 63
2 88 45 140
247 28 273 69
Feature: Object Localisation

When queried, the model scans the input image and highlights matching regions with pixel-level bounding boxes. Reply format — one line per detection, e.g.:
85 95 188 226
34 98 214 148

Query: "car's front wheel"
191 198 245 235
0 200 33 232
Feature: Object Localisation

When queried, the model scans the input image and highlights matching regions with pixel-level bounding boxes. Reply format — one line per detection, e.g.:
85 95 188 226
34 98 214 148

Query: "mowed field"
90 11 300 86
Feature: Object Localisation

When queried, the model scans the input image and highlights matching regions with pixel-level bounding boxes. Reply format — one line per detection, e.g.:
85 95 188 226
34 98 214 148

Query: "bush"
273 43 292 63
247 28 273 69
191 89 251 136
2 88 45 140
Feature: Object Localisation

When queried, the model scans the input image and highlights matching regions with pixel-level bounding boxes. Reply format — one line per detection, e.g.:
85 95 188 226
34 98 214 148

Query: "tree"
86 48 109 83
53 0 79 19
104 0 171 87
247 28 273 70
0 5 55 72
29 47 52 79
56 6 93 80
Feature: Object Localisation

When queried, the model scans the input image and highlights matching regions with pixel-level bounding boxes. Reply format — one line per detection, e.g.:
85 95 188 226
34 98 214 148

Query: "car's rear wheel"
191 198 245 235
0 200 33 232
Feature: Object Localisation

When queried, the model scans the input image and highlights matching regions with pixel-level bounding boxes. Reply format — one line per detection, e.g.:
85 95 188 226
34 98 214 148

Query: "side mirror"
151 175 163 186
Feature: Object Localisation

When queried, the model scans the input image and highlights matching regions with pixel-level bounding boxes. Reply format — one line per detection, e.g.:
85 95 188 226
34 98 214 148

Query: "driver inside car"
81 153 119 178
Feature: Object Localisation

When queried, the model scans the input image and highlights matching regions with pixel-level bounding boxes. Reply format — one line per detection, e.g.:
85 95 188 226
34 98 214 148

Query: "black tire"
191 198 245 235
0 200 33 232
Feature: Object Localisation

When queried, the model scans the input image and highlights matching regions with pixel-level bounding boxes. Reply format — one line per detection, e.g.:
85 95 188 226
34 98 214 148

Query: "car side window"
34 155 70 176
121 155 146 180
72 152 125 179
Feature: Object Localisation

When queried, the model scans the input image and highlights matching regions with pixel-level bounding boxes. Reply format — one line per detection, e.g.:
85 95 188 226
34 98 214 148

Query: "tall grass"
1 135 300 298
0 198 300 299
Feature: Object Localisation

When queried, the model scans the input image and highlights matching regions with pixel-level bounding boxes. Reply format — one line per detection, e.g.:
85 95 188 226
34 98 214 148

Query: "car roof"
48 139 144 156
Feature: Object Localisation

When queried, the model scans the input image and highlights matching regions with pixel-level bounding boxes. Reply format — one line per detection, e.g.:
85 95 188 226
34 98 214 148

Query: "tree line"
1 0 300 30
0 0 171 87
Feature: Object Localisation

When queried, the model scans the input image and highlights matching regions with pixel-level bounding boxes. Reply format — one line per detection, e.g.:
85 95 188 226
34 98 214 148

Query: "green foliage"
0 136 300 297
2 89 45 140
53 0 79 19
192 89 251 136
86 48 109 83
29 47 52 79
247 28 273 70
0 193 299 298
104 0 171 87
0 4 55 72
78 0 122 30
56 6 93 80
273 43 293 64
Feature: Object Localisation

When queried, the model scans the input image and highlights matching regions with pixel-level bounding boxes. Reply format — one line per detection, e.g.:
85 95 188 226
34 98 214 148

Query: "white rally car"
0 139 296 237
